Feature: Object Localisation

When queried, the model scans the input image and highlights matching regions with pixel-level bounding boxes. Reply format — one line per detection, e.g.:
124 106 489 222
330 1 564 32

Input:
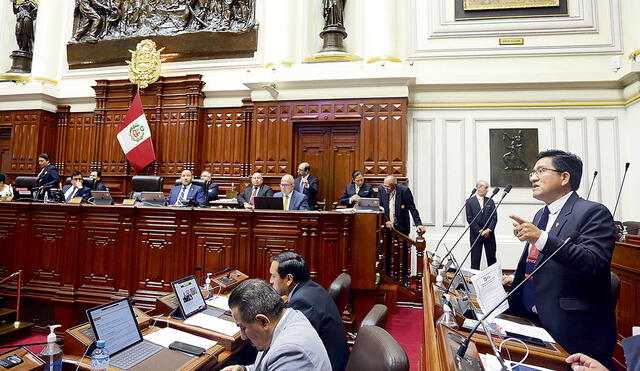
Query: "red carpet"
386 306 423 371
0 332 47 355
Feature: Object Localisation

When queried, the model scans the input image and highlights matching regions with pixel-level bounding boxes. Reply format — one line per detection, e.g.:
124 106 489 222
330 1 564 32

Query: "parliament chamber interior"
0 0 639 370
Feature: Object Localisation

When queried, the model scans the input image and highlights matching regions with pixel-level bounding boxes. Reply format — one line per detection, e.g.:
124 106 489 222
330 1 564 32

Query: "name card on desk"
122 199 136 205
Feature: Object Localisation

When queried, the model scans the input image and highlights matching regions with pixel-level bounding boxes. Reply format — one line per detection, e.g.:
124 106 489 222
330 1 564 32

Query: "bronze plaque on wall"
456 0 567 20
489 129 538 188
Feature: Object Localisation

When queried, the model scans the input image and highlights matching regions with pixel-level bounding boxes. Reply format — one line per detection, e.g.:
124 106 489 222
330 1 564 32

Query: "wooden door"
295 124 359 208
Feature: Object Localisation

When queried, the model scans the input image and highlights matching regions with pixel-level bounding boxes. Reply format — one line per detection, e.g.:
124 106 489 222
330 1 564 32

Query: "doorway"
295 124 360 208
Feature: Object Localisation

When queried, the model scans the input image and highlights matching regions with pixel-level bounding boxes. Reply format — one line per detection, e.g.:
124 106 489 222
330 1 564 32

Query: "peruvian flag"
117 92 156 172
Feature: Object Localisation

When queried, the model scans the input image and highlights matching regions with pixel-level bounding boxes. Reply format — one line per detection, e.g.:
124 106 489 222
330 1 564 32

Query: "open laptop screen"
172 275 207 318
87 298 142 356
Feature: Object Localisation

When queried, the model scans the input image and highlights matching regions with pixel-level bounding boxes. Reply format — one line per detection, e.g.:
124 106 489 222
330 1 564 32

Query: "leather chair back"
14 176 39 189
328 273 351 315
358 304 388 331
346 326 409 371
130 176 164 199
611 271 621 310
65 177 95 190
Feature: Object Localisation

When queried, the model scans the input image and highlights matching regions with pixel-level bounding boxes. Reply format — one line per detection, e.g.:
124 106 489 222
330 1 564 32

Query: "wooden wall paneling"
251 103 292 177
202 108 247 178
62 113 97 177
0 204 25 278
252 211 304 281
9 110 58 176
328 126 359 204
306 214 349 288
75 206 135 304
361 99 407 180
54 106 70 175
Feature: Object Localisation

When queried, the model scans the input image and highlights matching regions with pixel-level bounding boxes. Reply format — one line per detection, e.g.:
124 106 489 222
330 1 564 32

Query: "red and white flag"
117 92 156 172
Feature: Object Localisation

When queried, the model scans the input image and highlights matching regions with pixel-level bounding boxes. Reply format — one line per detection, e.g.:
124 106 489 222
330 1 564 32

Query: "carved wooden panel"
9 110 57 174
362 101 406 177
251 104 292 176
58 112 96 176
0 205 21 277
202 108 247 177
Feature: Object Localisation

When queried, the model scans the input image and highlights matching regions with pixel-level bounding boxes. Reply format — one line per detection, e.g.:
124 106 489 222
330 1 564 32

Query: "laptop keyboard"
203 307 224 318
111 340 163 370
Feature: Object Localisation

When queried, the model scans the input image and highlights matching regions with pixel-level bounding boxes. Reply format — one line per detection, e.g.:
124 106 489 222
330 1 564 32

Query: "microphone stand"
586 171 598 200
446 185 512 295
456 235 575 359
612 163 630 219
432 188 477 259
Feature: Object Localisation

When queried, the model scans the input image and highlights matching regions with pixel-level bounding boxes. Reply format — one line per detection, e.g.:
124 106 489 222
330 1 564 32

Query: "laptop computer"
254 196 284 210
171 275 225 320
357 197 380 211
91 191 114 205
86 298 164 370
139 192 165 206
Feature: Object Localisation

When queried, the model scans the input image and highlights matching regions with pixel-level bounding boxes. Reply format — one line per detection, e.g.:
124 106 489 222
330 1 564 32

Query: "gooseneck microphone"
612 162 630 219
432 188 477 258
446 185 512 295
440 187 500 265
456 234 576 359
586 171 598 200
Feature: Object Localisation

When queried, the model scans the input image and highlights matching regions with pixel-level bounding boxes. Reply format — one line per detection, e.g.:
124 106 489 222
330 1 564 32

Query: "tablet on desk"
254 196 284 210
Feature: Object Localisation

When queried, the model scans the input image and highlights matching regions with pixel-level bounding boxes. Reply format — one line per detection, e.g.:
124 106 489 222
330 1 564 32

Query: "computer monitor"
86 298 144 357
171 275 208 320
139 192 165 206
254 196 284 210
91 191 114 205
48 188 66 203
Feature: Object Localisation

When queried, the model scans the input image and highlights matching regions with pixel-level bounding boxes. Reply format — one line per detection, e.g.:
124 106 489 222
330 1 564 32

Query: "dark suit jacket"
62 185 92 202
237 184 274 207
207 183 219 201
378 184 422 235
166 184 206 207
508 192 616 363
465 196 497 239
94 181 107 191
37 164 60 189
273 190 309 210
340 183 374 207
288 280 350 371
294 175 319 209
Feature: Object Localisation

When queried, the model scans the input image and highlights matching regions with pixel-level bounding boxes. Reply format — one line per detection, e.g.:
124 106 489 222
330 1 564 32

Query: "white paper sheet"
206 296 230 311
184 313 240 336
480 354 555 371
144 327 217 350
470 263 509 319
491 318 555 343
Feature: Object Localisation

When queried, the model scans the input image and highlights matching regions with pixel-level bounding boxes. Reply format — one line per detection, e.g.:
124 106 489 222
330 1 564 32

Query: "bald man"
166 170 206 207
465 180 497 269
274 174 309 211
378 176 425 236
294 162 319 210
237 172 274 209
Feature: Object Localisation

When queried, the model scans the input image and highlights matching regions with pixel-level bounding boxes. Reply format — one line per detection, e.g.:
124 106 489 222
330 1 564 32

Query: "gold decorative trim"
0 73 30 83
409 94 640 109
464 0 559 11
303 51 361 63
366 56 402 64
31 76 58 85
264 61 294 69
629 49 640 61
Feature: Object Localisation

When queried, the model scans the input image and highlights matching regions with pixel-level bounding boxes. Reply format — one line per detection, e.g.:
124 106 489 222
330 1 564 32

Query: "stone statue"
323 0 345 28
12 0 38 53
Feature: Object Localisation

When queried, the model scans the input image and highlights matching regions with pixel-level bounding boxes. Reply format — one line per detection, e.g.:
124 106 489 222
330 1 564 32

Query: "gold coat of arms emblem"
127 39 165 89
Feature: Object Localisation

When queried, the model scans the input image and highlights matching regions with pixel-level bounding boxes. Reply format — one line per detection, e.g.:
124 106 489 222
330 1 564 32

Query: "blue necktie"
66 188 77 202
522 206 550 311
176 186 186 205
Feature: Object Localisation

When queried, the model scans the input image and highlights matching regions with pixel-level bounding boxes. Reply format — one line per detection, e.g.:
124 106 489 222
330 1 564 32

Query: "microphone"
456 234 577 359
446 185 512 295
440 187 500 265
432 188 477 258
612 162 630 219
195 266 232 275
586 171 598 200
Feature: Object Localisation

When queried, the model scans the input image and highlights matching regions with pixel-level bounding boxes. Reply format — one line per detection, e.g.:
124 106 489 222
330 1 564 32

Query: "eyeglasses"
72 177 83 181
280 183 292 187
529 167 564 178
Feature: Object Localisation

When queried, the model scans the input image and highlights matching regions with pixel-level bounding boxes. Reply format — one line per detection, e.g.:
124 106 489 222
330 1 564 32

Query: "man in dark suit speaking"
507 150 616 369
269 252 349 371
465 180 497 269
237 172 274 209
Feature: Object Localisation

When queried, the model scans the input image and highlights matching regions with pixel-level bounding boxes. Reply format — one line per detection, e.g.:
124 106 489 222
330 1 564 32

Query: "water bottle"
90 340 109 371
39 325 62 371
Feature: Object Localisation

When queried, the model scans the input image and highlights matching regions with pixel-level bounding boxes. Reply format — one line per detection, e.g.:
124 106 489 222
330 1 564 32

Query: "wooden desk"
0 347 44 371
0 203 381 328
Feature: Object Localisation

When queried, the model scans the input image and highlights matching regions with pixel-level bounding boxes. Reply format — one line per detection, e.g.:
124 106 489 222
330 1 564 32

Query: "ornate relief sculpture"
71 0 256 43
12 0 38 53
127 39 165 89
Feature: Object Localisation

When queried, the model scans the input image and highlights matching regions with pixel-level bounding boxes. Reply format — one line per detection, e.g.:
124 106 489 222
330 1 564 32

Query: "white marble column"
30 0 71 83
363 0 400 64
262 0 297 68
0 0 17 73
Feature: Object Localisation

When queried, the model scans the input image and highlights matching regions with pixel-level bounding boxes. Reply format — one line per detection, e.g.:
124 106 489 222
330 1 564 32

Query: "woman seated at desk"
0 173 13 200
340 170 374 208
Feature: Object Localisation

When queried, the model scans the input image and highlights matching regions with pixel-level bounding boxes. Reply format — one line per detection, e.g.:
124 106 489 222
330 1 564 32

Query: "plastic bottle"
90 340 109 371
436 295 459 329
39 325 62 371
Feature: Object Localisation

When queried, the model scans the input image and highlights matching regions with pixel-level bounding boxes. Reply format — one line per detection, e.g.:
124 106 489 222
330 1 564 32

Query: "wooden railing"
377 227 426 301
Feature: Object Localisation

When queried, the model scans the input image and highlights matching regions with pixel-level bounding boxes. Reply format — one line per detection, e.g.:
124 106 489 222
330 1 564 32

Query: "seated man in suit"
36 153 60 199
294 162 319 210
340 170 374 207
62 171 92 203
507 150 616 369
89 170 108 191
200 170 219 201
237 172 274 209
269 252 350 371
166 169 206 207
274 174 309 211
222 279 331 371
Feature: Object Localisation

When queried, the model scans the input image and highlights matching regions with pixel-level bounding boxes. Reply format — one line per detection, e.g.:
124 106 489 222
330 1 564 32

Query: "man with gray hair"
465 180 497 269
222 279 331 371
